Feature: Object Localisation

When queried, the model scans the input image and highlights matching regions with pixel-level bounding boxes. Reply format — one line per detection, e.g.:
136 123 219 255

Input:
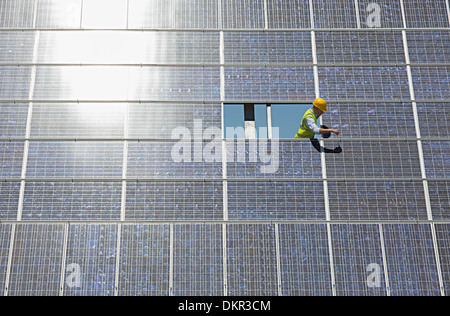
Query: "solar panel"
330 224 387 296
226 224 278 296
383 224 441 296
315 31 405 64
118 224 169 296
0 0 449 297
328 181 428 220
173 224 223 295
322 102 417 138
428 181 450 220
0 224 12 295
417 103 450 138
22 181 122 221
64 223 117 296
225 66 315 101
126 181 223 221
8 223 65 296
358 0 403 28
227 181 326 220
318 66 411 101
403 0 450 28
435 224 450 294
278 224 332 296
0 182 20 220
224 31 312 64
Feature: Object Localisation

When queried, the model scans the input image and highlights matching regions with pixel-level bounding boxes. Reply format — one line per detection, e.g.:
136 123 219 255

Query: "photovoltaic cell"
383 224 441 296
118 224 169 296
331 224 386 296
127 141 222 179
428 181 450 221
278 224 332 296
0 224 12 295
318 66 410 101
82 0 128 29
0 141 23 179
128 66 221 101
227 181 326 221
0 103 27 137
33 66 130 100
226 141 322 179
313 0 358 28
358 0 403 28
422 141 450 178
37 31 220 64
225 66 315 101
325 141 421 179
222 0 264 29
0 31 35 63
407 31 450 64
0 182 20 220
224 32 312 64
411 66 450 101
22 182 122 221
0 0 36 28
30 103 126 138
417 103 450 138
328 181 428 221
128 0 219 29
173 224 223 296
0 66 31 100
403 0 450 28
126 181 223 221
35 0 82 29
322 102 417 138
64 224 117 296
127 103 222 139
267 0 310 29
226 224 278 296
26 141 124 179
315 31 405 64
8 224 65 296
435 224 450 295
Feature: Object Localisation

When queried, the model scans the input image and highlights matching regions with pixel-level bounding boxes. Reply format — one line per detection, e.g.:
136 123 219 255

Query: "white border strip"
378 223 391 296
400 0 444 296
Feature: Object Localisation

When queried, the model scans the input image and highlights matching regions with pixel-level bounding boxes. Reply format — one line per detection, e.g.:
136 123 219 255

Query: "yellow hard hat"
313 98 328 112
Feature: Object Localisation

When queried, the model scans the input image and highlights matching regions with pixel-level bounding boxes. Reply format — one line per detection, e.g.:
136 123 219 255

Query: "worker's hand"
332 129 340 136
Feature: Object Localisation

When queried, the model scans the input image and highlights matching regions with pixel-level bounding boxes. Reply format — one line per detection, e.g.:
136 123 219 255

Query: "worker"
294 98 342 153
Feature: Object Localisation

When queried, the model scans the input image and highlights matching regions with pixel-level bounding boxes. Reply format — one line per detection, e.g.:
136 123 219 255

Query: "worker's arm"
319 128 340 136
306 117 340 136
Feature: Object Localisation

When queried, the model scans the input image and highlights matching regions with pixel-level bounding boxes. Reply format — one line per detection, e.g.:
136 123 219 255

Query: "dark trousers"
310 125 342 153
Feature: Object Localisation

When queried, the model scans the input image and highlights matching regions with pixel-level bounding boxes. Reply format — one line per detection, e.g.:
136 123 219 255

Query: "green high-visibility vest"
295 108 317 138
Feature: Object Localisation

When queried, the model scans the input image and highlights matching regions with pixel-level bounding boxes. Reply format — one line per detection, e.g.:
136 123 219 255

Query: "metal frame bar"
378 223 391 296
400 0 445 296
1 99 449 104
2 62 448 67
59 222 69 296
1 177 448 182
0 27 448 32
0 137 449 142
2 219 449 225
309 0 336 296
447 0 450 27
274 223 282 296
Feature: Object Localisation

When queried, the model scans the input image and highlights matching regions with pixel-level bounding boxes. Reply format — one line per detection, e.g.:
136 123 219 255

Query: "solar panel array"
0 0 449 296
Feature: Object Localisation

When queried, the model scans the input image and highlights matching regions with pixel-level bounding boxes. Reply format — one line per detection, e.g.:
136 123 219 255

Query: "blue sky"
224 103 315 139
